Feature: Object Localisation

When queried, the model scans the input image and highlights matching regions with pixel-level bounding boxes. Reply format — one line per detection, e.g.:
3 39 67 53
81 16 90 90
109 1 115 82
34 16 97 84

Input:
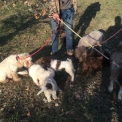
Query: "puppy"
0 53 32 83
40 57 75 82
28 64 60 102
108 41 122 101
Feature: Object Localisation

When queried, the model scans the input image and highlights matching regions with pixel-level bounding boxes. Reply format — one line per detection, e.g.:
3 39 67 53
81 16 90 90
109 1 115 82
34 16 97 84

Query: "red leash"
17 25 59 60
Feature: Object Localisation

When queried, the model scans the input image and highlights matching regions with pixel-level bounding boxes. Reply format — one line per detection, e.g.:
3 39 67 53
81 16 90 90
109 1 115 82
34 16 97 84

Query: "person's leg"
50 18 60 53
61 7 74 54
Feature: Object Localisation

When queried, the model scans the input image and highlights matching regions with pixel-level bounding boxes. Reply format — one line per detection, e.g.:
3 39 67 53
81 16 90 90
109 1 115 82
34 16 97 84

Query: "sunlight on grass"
0 0 122 122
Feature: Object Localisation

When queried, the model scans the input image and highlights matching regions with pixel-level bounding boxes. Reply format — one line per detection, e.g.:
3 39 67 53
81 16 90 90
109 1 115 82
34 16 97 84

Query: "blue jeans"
50 7 74 53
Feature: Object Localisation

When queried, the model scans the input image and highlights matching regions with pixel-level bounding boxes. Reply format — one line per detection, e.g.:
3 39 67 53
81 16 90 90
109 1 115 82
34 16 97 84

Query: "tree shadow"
74 2 101 48
0 12 50 46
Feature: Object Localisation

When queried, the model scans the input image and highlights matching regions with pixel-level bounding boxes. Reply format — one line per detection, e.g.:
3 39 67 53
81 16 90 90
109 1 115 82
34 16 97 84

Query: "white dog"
78 30 104 48
50 58 75 82
25 64 60 102
0 53 32 83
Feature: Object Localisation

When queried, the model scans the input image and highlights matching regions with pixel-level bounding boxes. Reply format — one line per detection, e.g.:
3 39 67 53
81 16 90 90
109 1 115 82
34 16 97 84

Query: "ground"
0 0 122 122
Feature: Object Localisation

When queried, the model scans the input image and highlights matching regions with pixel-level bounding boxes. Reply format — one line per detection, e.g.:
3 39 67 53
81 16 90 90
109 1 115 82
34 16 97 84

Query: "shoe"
50 52 58 59
67 50 73 56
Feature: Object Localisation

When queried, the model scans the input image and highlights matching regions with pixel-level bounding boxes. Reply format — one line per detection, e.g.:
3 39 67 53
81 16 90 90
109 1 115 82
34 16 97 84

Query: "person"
48 0 77 56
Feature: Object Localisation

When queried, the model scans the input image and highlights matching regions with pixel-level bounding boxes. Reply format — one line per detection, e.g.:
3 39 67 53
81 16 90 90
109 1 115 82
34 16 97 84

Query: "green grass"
0 0 122 122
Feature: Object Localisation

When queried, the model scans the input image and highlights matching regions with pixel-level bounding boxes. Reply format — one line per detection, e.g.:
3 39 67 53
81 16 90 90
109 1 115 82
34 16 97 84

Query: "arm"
48 0 58 15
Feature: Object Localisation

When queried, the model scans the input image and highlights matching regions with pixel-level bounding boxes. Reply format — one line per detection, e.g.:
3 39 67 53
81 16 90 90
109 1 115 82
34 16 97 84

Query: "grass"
0 0 122 122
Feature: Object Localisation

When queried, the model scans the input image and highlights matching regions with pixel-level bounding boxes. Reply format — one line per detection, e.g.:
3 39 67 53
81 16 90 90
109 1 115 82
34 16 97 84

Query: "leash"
17 24 59 60
100 28 122 45
57 18 122 69
57 18 109 60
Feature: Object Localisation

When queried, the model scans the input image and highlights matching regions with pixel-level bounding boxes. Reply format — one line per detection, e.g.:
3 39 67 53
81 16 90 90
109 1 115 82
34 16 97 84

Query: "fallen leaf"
27 111 31 116
24 1 28 5
34 14 39 19
41 10 47 16
13 3 16 7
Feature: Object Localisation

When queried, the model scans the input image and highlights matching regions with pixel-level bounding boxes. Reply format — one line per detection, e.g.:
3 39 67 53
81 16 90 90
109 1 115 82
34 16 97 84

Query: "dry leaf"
27 111 31 116
34 14 39 19
41 10 47 16
28 2 32 6
13 3 16 7
24 1 28 5
43 0 47 2
36 4 39 7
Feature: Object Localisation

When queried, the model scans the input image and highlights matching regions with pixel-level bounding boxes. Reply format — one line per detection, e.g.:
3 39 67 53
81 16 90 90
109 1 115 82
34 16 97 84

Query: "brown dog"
82 48 111 75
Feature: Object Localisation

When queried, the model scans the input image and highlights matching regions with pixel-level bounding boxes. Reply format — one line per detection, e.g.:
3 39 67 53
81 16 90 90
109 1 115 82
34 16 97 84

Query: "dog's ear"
16 56 19 61
24 60 32 68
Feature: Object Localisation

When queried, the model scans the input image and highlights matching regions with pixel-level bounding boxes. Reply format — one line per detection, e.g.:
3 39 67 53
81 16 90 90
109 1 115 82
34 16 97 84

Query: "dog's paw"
14 77 21 82
52 96 57 100
47 98 52 102
118 93 122 102
0 79 9 83
118 88 122 102
108 85 113 93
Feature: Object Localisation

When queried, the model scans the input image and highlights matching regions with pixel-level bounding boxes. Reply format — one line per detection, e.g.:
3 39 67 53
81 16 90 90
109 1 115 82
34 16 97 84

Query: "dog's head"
40 57 51 67
74 47 90 62
16 53 33 68
82 55 103 75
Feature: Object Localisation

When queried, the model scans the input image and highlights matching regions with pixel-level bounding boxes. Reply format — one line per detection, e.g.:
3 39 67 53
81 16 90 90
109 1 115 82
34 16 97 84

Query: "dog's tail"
17 70 28 75
37 82 53 95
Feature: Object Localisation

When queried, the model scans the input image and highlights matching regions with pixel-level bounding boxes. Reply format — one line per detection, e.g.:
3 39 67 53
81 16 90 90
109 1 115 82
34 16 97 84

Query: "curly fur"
83 49 110 74
0 53 32 83
78 30 104 48
108 41 122 101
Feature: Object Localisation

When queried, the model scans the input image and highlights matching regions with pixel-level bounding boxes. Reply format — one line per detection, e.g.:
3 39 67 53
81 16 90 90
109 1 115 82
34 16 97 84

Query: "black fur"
46 83 52 90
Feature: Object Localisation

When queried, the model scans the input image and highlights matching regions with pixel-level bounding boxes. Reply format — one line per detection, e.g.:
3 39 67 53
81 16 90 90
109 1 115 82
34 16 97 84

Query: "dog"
0 53 32 83
83 48 110 74
78 30 104 48
40 57 75 82
74 46 90 62
108 41 122 101
74 46 110 74
28 64 60 102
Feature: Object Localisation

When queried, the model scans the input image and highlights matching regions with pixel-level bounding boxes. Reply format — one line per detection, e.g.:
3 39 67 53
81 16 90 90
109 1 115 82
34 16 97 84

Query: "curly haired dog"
82 49 110 74
108 41 122 101
74 46 90 62
0 53 32 83
78 30 104 48
28 64 60 102
74 46 110 74
40 57 75 82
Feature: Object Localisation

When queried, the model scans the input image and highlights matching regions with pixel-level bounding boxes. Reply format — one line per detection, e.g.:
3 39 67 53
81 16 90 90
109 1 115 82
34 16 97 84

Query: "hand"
52 13 59 20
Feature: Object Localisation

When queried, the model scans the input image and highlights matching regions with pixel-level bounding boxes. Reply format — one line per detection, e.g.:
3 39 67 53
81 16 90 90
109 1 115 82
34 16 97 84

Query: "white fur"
28 64 60 102
78 30 104 48
50 58 75 82
0 53 32 83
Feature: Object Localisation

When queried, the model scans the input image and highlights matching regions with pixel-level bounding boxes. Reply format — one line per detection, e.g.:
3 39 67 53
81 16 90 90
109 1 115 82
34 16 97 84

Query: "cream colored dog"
0 53 32 83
